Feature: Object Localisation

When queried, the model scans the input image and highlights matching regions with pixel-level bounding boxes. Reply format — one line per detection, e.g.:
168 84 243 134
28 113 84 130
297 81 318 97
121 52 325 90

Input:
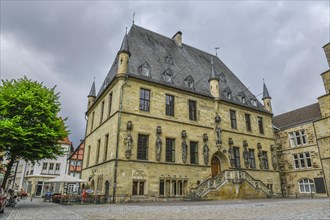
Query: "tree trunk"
1 157 16 189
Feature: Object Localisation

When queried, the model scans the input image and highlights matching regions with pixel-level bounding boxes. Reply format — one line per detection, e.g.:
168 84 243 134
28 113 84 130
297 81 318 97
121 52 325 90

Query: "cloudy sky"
1 1 329 147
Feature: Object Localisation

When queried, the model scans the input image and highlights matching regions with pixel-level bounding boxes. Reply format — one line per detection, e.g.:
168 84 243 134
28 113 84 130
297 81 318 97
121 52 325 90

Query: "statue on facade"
203 144 209 165
202 134 209 165
270 144 278 170
125 121 133 159
155 126 162 161
181 130 188 163
243 140 250 168
257 143 264 169
228 138 235 168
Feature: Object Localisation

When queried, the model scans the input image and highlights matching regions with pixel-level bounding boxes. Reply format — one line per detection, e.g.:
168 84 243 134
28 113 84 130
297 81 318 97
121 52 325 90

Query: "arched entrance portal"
211 151 230 178
211 156 221 178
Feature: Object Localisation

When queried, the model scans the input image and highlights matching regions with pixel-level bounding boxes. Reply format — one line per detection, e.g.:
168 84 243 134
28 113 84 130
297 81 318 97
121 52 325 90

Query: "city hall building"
81 25 281 202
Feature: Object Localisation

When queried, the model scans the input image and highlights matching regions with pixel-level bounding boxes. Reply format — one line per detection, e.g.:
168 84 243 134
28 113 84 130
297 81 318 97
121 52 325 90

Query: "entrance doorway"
211 156 221 178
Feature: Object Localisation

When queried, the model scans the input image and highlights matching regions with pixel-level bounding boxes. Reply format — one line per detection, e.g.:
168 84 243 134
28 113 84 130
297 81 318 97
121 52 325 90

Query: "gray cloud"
1 1 329 147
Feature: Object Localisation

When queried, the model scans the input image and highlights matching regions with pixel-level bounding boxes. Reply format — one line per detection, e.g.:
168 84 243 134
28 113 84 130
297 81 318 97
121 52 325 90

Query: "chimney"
172 31 182 47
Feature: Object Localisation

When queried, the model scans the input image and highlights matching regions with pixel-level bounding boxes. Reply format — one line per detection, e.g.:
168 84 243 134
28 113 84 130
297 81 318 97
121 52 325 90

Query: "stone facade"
81 25 281 202
274 42 330 198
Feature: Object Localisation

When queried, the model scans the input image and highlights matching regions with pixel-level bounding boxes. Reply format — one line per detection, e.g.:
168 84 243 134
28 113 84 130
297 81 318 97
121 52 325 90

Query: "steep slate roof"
273 103 322 130
99 25 266 112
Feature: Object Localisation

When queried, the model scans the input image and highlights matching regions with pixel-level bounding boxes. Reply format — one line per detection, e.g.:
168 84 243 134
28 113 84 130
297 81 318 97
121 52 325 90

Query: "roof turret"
208 57 219 82
262 82 271 100
88 80 96 97
118 28 131 56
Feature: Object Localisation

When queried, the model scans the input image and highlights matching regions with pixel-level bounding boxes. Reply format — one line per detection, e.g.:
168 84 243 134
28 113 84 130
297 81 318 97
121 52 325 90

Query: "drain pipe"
112 75 128 203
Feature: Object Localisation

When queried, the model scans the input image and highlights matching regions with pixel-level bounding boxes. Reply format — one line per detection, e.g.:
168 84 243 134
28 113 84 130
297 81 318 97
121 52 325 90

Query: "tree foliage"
0 77 68 188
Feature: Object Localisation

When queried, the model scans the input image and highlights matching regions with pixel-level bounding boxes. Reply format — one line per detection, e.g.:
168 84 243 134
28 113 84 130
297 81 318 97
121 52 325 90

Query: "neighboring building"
81 25 281 202
67 140 85 193
68 140 84 179
13 136 72 197
274 43 330 197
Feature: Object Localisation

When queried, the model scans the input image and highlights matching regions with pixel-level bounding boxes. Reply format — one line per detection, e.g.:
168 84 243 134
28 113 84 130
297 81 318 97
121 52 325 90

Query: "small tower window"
184 75 195 89
138 62 151 77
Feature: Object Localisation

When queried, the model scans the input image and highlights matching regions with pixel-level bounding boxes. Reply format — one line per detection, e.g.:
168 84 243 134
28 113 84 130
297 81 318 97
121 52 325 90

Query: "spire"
208 57 219 82
118 27 131 56
262 81 271 100
88 80 96 98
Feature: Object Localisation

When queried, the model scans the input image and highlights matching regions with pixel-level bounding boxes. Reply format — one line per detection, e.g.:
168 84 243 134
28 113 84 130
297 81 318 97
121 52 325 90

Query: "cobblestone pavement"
0 197 329 220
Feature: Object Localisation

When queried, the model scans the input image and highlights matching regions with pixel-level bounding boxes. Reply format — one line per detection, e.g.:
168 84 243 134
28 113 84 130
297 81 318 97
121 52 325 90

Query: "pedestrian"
30 193 33 202
81 189 86 204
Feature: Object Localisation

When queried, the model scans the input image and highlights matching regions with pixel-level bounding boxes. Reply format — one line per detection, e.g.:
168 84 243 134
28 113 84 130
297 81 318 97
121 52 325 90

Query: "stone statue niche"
243 140 250 168
257 143 264 169
181 130 188 163
125 121 133 159
155 126 162 161
214 113 223 152
270 144 278 170
203 134 209 165
228 138 235 168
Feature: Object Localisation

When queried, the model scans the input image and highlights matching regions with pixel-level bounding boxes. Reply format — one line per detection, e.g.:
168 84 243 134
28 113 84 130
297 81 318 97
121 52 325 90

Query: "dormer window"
251 99 257 107
242 96 246 104
165 55 174 65
223 87 232 100
219 72 226 82
227 92 232 99
138 62 151 77
162 69 174 84
184 75 195 89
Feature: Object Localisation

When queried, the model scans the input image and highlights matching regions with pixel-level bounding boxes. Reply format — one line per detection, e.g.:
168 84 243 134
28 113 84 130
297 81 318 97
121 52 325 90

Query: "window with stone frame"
289 130 307 147
166 138 175 162
96 139 101 164
108 92 113 116
55 163 60 174
137 134 149 160
165 94 175 116
86 146 91 167
90 111 95 132
293 152 312 169
257 116 264 134
104 134 109 161
298 179 315 193
262 151 269 169
100 100 104 124
245 113 252 132
159 178 187 197
188 100 197 121
139 88 150 111
233 147 240 168
190 141 198 164
249 149 256 168
230 110 237 129
132 180 145 195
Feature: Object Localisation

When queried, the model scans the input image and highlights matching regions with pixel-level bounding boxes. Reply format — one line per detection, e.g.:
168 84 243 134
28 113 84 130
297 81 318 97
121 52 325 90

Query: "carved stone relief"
125 121 133 159
181 130 188 163
155 126 162 161
203 134 209 165
243 140 250 168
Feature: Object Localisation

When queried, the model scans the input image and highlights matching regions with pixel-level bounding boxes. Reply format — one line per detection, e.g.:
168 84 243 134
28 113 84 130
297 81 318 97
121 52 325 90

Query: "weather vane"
215 47 219 57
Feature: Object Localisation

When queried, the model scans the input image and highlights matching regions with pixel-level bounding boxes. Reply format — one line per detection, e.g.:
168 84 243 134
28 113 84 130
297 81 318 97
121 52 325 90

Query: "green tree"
0 77 68 188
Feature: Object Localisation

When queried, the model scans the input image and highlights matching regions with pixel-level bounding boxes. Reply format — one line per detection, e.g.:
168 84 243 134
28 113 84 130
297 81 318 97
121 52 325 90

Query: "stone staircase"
187 170 275 200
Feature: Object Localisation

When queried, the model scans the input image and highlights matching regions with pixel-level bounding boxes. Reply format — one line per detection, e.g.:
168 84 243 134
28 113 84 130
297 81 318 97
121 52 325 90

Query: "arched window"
298 179 315 193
